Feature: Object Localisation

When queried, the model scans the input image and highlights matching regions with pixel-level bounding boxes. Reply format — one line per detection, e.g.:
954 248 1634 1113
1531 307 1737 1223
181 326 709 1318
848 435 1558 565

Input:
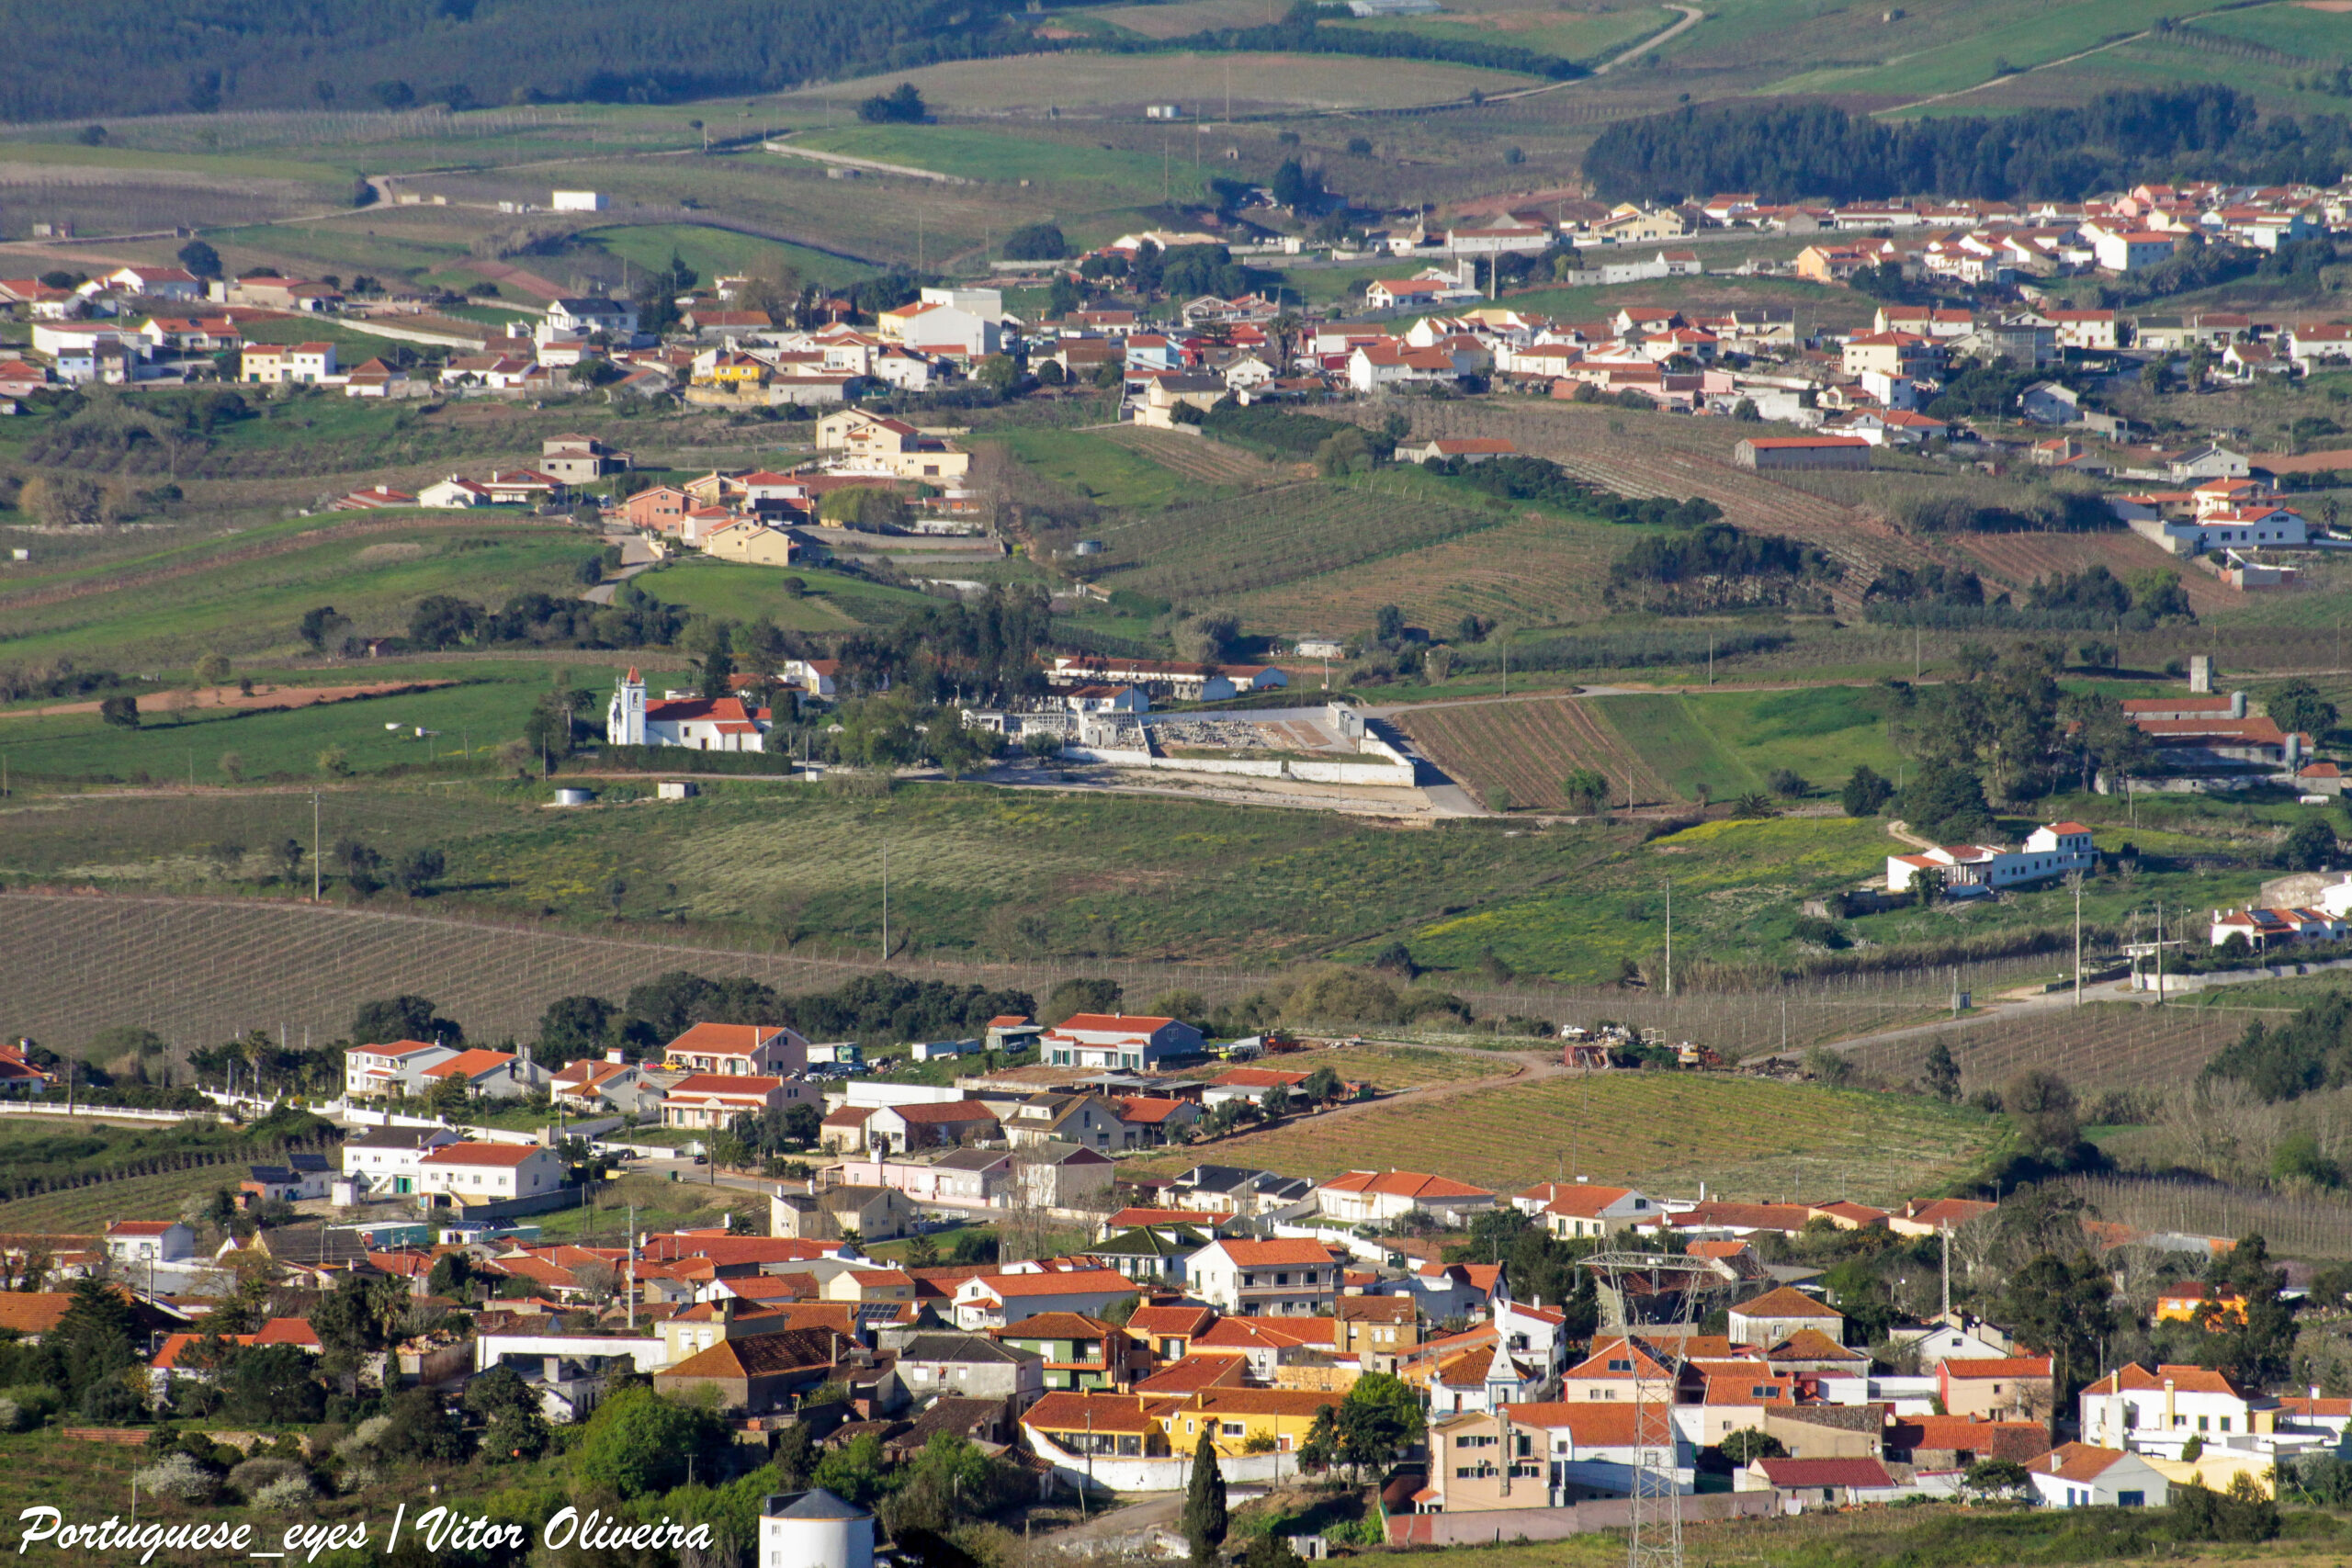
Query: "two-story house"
952 1269 1139 1331
991 1313 1149 1393
413 1142 568 1206
662 1022 808 1077
344 1040 459 1098
340 1124 463 1195
104 1221 195 1266
1316 1169 1498 1228
2078 1362 2278 1456
419 1048 549 1101
1186 1238 1340 1318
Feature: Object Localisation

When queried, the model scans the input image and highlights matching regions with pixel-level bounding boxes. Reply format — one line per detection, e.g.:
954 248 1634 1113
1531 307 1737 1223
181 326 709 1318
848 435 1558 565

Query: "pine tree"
1183 1428 1227 1565
1923 1040 1962 1103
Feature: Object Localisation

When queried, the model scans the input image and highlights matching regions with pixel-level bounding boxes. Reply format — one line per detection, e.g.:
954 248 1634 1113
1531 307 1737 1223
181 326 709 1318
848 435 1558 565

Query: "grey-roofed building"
1018 1140 1115 1208
894 1332 1045 1408
1171 1164 1317 1215
1093 1224 1212 1283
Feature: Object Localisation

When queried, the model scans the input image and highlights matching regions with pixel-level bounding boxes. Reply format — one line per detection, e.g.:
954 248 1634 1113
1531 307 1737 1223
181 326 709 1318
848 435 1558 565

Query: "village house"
1186 1238 1341 1317
343 1039 459 1097
662 1021 808 1077
2028 1443 2172 1508
815 408 970 480
1035 1013 1205 1072
419 1048 548 1101
340 1125 462 1195
952 1269 1140 1331
1885 821 2097 896
1317 1169 1498 1227
105 1221 195 1266
413 1142 568 1206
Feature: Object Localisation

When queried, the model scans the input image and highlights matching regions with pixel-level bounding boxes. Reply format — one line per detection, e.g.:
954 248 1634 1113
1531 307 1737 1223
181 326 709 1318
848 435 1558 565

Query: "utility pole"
311 790 321 899
627 1201 638 1328
2154 900 2165 1005
1663 878 1673 999
2072 873 2084 1006
881 844 889 963
1939 1220 1951 1319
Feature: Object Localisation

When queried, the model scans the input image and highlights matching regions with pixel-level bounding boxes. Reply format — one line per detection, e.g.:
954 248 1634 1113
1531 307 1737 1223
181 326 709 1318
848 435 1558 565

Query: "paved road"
581 531 660 605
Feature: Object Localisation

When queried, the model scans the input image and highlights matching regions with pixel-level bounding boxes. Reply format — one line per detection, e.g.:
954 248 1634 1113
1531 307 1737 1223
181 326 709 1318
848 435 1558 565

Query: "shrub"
1767 767 1807 797
251 1473 317 1509
134 1452 219 1502
229 1458 307 1500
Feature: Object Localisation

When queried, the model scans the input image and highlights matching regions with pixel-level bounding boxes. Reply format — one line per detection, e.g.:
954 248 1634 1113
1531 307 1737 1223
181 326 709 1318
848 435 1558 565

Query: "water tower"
760 1489 874 1568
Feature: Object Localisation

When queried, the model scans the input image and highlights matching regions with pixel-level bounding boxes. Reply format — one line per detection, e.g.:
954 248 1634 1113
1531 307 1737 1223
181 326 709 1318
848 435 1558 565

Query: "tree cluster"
1425 454 1724 528
536 969 1035 1066
1583 85 2343 204
1606 521 1842 615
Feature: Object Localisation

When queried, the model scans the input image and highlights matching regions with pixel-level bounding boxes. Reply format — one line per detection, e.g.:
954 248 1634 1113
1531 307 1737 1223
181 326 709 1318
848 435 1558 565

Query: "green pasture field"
1386 814 1895 983
1129 1068 2004 1202
789 124 1209 205
1329 5 1677 64
579 224 876 292
989 428 1212 511
181 218 477 288
1765 0 2195 98
0 670 552 784
0 777 1644 972
1596 685 1908 801
0 138 353 185
0 523 599 667
2185 4 2352 61
631 558 935 630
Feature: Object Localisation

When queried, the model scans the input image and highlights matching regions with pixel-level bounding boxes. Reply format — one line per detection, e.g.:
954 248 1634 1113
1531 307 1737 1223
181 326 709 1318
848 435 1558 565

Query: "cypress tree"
1183 1428 1228 1565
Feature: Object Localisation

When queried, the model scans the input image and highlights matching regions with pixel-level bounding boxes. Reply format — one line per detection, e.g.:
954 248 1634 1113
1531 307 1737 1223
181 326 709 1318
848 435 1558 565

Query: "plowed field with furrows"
1098 426 1297 488
1950 531 2239 617
1399 695 1678 809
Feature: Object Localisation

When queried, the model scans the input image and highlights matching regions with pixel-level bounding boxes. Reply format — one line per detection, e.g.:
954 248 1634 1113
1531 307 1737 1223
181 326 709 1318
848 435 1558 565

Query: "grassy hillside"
1129 1071 2005 1203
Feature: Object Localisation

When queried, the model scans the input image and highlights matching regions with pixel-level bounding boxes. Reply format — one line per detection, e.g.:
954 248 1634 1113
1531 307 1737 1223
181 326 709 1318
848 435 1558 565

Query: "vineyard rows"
1952 532 2240 617
2063 1174 2352 1258
2 890 2113 1057
1400 696 1675 811
1841 1003 2245 1094
1098 427 1295 489
1095 482 1510 601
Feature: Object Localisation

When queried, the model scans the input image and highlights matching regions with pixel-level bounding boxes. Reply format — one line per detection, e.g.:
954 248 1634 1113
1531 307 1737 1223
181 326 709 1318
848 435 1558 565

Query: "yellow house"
2148 1451 2275 1497
1159 1387 1341 1458
2155 1284 2246 1328
699 353 769 387
704 521 797 566
820 1267 916 1304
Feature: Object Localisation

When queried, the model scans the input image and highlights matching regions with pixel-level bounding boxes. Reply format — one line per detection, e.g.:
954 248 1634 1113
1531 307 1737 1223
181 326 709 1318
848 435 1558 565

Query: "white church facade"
606 669 774 752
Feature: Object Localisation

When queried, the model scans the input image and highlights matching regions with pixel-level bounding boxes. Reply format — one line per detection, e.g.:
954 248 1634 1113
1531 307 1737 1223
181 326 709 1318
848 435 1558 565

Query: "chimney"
606 1046 626 1065
2230 690 2247 719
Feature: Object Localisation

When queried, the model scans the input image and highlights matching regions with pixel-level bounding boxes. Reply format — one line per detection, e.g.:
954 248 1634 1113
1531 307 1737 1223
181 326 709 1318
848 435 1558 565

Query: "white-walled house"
951 1269 1139 1330
105 1221 194 1265
1186 1238 1340 1316
345 1040 460 1098
2078 1363 2275 1457
414 1142 568 1204
1317 1169 1498 1227
420 1048 549 1101
1886 821 2094 895
2028 1443 2171 1508
341 1125 464 1195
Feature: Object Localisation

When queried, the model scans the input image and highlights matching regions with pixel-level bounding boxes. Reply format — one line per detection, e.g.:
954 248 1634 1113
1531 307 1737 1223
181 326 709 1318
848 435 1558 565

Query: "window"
2198 1416 2209 1432
2117 1490 2145 1507
1223 1423 1244 1437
